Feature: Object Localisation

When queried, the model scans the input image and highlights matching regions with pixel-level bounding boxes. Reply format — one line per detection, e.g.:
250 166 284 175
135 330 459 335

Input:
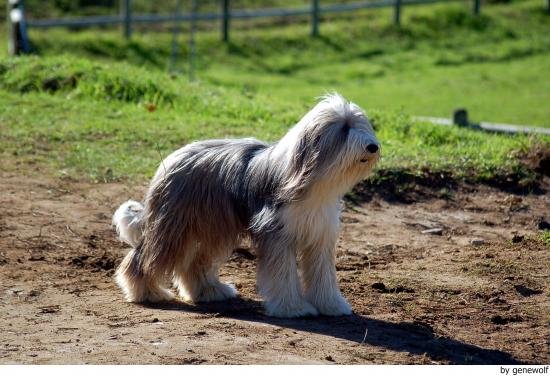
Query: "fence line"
25 0 463 29
19 0 464 35
9 0 547 55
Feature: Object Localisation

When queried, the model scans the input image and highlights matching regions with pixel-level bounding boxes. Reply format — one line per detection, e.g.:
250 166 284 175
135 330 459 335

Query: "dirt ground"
1 171 549 364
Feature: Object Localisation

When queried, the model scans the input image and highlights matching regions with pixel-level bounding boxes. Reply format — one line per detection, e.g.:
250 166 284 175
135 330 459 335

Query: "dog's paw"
308 294 353 316
145 286 175 303
264 299 319 318
117 273 175 303
194 282 238 303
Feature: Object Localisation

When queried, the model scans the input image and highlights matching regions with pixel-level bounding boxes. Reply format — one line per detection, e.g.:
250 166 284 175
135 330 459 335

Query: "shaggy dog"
113 93 380 318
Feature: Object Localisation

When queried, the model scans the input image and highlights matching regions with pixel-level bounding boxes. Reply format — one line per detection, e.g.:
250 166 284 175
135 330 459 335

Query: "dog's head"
279 93 380 201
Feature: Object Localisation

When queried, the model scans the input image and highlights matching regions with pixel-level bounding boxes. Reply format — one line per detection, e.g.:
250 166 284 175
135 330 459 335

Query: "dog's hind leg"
115 246 174 303
172 243 238 303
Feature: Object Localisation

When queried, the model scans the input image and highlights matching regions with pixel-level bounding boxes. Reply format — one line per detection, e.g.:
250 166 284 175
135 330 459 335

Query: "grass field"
0 0 549 184
20 0 550 126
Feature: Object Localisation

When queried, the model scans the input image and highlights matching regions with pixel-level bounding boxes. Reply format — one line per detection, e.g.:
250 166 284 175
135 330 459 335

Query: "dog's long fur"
113 93 380 318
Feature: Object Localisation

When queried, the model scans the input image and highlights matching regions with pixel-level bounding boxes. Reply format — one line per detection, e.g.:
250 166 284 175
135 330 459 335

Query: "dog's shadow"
145 298 521 365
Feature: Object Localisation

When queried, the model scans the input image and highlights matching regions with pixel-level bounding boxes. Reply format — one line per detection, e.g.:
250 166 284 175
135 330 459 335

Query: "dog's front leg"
300 240 352 316
255 233 319 318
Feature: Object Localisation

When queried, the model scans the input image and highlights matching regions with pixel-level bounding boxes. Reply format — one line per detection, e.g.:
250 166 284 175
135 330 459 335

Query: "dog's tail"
113 200 144 248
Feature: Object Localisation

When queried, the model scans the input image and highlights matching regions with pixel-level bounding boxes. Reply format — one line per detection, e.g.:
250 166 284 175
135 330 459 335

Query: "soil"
1 171 549 364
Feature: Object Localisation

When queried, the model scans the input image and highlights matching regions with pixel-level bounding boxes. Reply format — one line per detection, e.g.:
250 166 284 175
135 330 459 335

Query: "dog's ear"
278 131 318 202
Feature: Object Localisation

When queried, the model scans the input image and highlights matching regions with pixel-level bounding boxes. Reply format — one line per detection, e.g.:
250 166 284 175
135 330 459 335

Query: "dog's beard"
343 143 380 177
311 151 379 200
345 157 378 185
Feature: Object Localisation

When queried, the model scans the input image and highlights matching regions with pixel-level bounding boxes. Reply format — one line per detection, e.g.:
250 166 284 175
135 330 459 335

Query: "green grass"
0 57 176 105
0 55 545 184
15 0 550 127
539 231 550 247
0 1 549 184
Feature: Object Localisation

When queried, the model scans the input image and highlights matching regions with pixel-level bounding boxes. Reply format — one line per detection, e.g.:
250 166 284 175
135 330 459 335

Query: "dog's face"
282 95 380 200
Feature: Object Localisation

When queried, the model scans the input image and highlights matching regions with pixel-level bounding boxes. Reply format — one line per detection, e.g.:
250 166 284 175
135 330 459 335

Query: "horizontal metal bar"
27 15 122 28
25 0 465 29
133 12 219 23
414 116 550 135
321 0 396 13
478 122 550 135
402 0 462 6
231 7 311 19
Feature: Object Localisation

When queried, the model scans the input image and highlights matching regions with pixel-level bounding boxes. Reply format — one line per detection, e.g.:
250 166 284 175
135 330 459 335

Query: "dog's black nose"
366 144 379 153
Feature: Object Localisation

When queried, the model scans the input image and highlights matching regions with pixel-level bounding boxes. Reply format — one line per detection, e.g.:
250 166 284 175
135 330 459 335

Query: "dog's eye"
341 123 350 133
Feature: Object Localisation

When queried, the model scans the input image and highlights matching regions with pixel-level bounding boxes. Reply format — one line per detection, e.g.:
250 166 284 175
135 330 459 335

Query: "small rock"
514 285 542 297
325 355 335 362
151 318 160 323
28 255 45 261
393 285 415 293
421 228 443 236
39 305 60 314
470 238 485 246
371 282 387 292
538 218 550 230
506 196 525 211
511 234 524 243
491 315 523 325
487 296 506 304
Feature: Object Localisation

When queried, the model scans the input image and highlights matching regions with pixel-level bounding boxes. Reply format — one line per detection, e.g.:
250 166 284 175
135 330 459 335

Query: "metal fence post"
222 0 230 42
473 0 480 15
311 0 320 37
121 0 132 39
7 0 30 55
189 0 198 82
6 0 11 55
394 0 402 25
169 0 182 73
453 109 469 127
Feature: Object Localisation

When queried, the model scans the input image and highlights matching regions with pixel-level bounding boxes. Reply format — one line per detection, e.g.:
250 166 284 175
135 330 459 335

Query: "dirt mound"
351 154 549 203
522 144 550 177
349 168 458 203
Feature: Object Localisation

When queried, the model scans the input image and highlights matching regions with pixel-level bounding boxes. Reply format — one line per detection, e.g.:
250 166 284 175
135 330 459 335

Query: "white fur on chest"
281 198 341 250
